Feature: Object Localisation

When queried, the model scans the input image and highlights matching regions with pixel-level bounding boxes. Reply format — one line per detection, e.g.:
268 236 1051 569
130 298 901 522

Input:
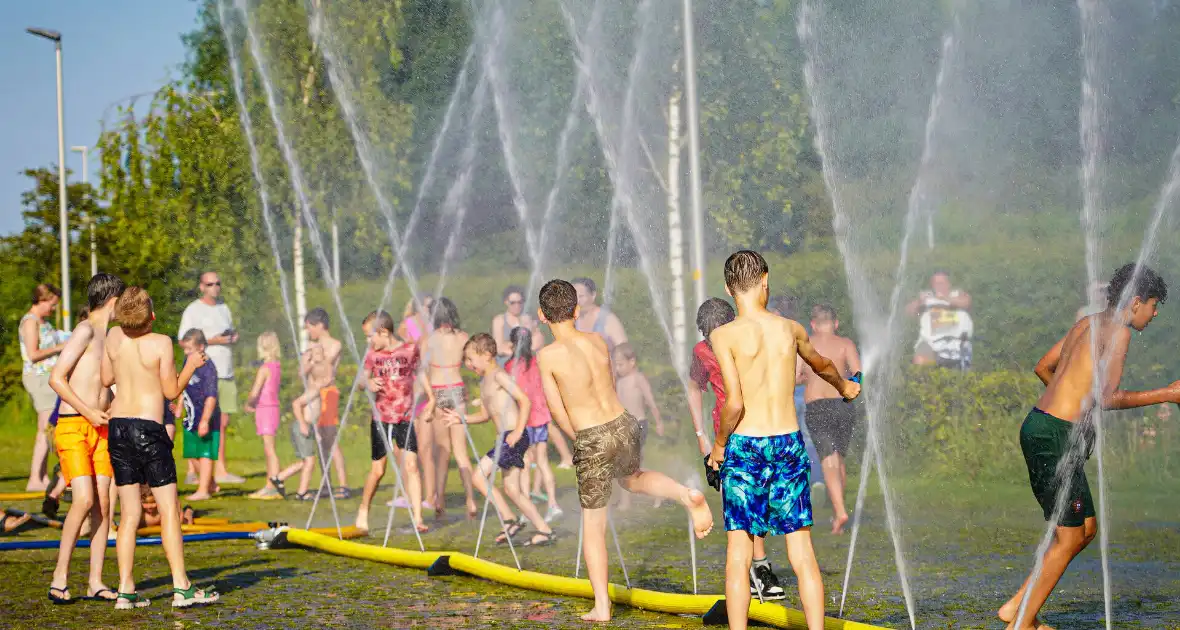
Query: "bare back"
538 328 624 433
104 328 175 423
802 333 859 403
54 320 108 415
615 373 646 419
1037 315 1124 422
427 329 467 386
712 312 801 437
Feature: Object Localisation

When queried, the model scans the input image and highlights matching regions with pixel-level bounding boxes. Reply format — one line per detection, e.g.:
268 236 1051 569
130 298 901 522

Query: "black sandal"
333 487 352 500
269 477 286 498
87 588 117 602
48 586 73 605
495 518 527 545
292 491 317 501
521 531 557 547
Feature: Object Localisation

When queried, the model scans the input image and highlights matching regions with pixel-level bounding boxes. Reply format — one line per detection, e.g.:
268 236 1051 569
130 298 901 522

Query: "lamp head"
26 27 62 42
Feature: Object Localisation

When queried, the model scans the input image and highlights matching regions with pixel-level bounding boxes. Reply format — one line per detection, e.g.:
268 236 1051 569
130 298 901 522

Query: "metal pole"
681 0 705 328
55 40 70 329
72 146 94 276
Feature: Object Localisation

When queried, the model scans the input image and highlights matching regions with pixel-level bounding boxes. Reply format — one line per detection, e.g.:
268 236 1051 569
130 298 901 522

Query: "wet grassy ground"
2 419 1178 628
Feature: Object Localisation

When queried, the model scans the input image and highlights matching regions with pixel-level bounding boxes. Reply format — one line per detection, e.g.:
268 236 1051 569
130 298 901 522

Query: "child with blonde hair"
245 332 284 499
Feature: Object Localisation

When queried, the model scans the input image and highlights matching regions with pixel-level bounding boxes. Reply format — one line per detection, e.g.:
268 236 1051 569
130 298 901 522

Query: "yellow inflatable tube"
0 492 45 501
285 529 885 629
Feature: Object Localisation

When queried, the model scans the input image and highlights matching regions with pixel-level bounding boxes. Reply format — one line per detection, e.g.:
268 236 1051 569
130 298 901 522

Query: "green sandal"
114 592 150 609
172 584 219 608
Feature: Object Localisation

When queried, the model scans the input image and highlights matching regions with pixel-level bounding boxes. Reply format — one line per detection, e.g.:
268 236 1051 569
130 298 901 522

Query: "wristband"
695 430 704 437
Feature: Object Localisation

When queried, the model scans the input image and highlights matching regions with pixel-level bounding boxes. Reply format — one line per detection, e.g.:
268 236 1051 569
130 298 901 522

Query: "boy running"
357 310 433 533
179 329 220 502
443 333 556 546
999 263 1174 630
103 286 218 609
797 304 861 534
537 279 713 623
688 297 786 601
45 273 125 603
706 251 860 630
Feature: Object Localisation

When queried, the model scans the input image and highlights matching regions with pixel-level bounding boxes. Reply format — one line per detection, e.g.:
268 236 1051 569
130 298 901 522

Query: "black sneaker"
750 564 786 600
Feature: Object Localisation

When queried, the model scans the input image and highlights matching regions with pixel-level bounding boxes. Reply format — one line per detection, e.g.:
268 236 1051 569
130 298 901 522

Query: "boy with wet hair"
687 297 787 601
103 286 218 609
537 279 713 623
46 273 125 603
798 303 861 534
707 250 860 630
441 333 555 546
179 329 220 502
999 263 1176 630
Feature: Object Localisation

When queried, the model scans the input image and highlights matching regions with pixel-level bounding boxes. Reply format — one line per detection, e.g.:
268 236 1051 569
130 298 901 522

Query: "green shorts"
218 378 239 414
1019 408 1095 528
183 429 220 461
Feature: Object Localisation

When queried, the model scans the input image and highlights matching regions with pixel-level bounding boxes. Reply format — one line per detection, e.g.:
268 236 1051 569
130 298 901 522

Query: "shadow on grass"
134 558 307 594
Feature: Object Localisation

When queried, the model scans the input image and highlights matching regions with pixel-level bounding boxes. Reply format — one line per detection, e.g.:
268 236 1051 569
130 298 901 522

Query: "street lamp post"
71 146 95 276
28 27 70 330
681 0 706 336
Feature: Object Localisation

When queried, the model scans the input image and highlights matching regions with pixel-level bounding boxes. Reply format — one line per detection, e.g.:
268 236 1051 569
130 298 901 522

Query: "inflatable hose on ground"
0 492 46 501
284 529 886 629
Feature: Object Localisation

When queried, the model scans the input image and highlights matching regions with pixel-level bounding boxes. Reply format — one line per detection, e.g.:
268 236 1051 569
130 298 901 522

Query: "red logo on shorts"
1071 498 1083 514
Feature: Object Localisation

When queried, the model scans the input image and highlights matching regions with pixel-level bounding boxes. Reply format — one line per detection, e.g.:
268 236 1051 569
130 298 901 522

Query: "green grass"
3 412 1180 628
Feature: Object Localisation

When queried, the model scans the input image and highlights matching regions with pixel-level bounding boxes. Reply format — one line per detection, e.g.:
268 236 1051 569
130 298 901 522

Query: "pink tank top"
259 361 281 408
403 317 422 341
505 357 551 427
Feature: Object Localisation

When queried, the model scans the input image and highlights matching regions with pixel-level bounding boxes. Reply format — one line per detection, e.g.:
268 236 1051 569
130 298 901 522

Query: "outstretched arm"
1101 327 1180 409
797 324 858 400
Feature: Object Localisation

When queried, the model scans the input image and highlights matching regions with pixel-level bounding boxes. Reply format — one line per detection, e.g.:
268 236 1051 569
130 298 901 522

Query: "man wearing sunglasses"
179 271 244 485
491 285 543 366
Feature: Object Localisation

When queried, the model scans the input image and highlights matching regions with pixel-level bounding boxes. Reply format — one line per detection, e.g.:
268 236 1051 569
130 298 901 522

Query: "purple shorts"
525 424 549 444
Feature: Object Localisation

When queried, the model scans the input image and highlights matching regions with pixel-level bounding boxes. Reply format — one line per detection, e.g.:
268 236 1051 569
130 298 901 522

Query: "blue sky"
1 1 199 236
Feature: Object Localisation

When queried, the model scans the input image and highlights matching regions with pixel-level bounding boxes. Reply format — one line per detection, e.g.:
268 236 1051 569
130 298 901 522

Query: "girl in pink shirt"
505 327 562 522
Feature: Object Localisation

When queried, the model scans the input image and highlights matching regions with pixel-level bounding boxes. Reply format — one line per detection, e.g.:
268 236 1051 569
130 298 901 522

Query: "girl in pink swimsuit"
246 332 284 499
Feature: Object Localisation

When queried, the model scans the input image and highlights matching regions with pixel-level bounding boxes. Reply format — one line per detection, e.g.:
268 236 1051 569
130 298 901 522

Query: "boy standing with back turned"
999 263 1175 630
707 251 860 630
537 279 713 623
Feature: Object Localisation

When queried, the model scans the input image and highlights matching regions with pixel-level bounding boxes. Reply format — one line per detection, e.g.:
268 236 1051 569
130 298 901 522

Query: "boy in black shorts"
441 333 555 546
999 264 1178 630
103 287 218 609
357 311 433 534
797 304 860 534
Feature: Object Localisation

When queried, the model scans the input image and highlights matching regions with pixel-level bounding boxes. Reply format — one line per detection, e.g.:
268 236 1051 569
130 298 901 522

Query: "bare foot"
682 488 713 538
997 601 1017 624
355 509 370 532
466 501 478 520
558 461 573 470
186 492 212 501
415 522 430 533
831 512 849 534
581 604 611 622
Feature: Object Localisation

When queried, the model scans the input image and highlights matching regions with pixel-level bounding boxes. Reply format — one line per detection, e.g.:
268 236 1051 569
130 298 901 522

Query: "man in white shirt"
179 271 244 484
906 270 973 369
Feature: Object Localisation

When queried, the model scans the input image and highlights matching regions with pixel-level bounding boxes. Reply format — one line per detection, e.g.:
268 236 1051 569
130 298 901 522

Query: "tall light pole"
681 0 706 335
71 146 96 276
28 27 70 330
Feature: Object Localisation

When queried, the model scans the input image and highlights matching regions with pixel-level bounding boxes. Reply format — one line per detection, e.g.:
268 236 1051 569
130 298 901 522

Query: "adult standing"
491 285 543 366
20 284 66 491
179 271 244 484
906 270 973 369
571 277 628 353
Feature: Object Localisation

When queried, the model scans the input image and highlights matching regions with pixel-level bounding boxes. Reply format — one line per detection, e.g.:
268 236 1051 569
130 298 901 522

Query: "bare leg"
401 450 428 531
725 530 755 630
214 412 231 478
356 458 386 532
27 411 51 491
449 424 477 516
753 536 767 563
618 470 713 537
470 457 516 522
999 519 1095 629
297 457 315 496
581 506 612 621
519 448 532 497
502 468 551 533
115 484 142 594
823 454 849 533
50 475 98 599
415 414 436 508
149 484 190 589
432 418 451 512
87 475 113 596
330 443 348 489
188 458 215 500
536 442 559 510
784 528 825 629
262 436 280 484
550 428 573 467
278 460 304 483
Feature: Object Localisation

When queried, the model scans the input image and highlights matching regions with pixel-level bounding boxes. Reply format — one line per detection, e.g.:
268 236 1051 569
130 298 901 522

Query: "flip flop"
115 592 150 609
172 584 219 608
87 588 117 602
47 586 73 605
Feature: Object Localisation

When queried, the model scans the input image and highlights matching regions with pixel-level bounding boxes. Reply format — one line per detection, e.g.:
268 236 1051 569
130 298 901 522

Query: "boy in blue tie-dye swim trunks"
706 251 861 630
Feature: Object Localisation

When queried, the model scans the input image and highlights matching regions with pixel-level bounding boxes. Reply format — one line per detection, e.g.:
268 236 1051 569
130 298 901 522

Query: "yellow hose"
285 529 886 629
0 492 45 501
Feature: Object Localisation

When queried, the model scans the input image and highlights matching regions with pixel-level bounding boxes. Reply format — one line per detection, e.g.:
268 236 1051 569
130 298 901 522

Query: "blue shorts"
722 432 813 537
526 424 549 444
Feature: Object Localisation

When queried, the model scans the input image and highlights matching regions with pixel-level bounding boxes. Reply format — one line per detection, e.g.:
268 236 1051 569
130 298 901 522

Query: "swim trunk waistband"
57 413 84 420
432 382 464 389
576 410 634 436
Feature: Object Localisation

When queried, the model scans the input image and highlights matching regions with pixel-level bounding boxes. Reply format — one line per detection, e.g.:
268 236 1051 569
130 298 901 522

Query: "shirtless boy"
706 251 860 630
442 333 555 546
103 286 218 609
298 308 347 497
45 273 125 603
537 279 713 622
797 304 861 534
999 263 1174 630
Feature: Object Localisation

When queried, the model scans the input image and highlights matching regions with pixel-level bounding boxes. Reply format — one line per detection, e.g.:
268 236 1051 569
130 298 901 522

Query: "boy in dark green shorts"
1000 263 1177 630
179 330 220 502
